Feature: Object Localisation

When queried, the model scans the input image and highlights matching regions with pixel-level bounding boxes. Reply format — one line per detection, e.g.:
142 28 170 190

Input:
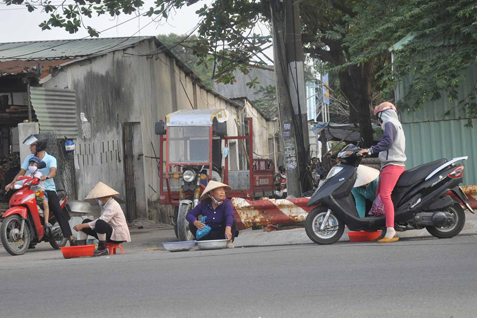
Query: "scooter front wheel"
1 215 31 256
305 207 345 245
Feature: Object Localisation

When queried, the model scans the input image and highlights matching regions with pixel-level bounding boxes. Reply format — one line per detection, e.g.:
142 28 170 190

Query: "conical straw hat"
354 165 380 188
85 182 120 200
200 180 232 200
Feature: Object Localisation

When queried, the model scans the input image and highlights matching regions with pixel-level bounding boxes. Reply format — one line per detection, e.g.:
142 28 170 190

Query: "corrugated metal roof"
30 87 78 138
398 65 477 185
0 59 76 78
0 36 152 61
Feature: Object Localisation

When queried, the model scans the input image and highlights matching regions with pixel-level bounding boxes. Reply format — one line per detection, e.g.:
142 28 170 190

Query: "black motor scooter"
305 144 473 244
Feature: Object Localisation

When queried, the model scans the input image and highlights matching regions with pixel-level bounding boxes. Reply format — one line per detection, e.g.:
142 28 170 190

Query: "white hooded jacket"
370 110 406 168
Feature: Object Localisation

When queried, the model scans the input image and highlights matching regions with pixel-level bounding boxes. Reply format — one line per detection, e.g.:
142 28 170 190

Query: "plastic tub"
348 231 382 242
59 245 96 259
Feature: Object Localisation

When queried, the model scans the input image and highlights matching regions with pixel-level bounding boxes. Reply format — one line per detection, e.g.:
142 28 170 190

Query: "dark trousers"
189 219 239 242
81 219 123 244
46 190 72 238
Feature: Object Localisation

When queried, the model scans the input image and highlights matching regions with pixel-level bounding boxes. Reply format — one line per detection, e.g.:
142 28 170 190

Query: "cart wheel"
177 201 194 241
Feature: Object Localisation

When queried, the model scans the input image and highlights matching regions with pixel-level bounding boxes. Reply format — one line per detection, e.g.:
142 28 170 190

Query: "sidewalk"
1 213 475 255
126 212 477 250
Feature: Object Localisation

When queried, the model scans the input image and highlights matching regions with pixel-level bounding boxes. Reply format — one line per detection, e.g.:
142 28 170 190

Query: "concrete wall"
42 38 244 220
242 100 279 160
214 67 276 101
18 122 39 162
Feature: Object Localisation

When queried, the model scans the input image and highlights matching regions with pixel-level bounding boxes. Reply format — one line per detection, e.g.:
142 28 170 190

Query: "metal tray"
197 239 229 250
67 201 92 214
162 240 196 252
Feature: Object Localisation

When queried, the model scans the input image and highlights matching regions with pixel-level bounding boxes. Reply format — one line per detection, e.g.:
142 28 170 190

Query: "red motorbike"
1 164 69 256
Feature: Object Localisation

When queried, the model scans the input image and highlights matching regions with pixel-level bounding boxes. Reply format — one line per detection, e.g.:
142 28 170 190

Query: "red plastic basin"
348 231 382 242
59 245 96 259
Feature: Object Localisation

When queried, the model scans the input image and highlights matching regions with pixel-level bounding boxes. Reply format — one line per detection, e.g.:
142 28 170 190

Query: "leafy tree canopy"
344 0 477 123
6 0 476 134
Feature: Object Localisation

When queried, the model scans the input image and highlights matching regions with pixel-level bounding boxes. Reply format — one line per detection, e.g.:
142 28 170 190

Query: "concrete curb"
233 212 477 247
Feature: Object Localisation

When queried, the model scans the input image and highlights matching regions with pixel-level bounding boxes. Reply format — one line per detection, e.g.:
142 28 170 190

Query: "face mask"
28 166 37 174
209 194 224 206
96 199 104 209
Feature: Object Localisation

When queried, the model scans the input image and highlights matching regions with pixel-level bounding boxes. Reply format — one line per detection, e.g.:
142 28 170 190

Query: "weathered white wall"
242 100 279 160
42 38 244 220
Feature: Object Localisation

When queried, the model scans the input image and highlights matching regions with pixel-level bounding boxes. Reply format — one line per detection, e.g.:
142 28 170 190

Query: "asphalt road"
1 236 476 318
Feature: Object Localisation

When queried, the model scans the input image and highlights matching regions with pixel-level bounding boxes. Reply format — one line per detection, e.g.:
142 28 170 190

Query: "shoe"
93 248 109 256
93 241 109 257
378 236 399 243
69 239 78 246
227 242 235 249
44 223 52 228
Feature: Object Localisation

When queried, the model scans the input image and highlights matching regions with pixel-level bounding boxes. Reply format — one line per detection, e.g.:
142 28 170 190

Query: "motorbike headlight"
326 166 343 179
183 170 197 183
14 180 25 189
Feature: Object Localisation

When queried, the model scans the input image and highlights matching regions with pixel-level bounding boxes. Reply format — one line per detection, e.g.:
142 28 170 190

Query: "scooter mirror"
37 161 46 169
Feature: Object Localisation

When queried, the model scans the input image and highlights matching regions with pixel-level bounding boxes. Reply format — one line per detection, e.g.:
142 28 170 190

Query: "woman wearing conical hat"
351 165 380 218
73 182 131 256
185 180 238 245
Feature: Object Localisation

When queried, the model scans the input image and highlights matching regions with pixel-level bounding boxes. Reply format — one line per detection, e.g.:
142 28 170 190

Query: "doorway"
123 122 145 222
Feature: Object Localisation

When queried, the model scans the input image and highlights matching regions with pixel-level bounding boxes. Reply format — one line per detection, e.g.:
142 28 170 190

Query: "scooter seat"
395 159 447 187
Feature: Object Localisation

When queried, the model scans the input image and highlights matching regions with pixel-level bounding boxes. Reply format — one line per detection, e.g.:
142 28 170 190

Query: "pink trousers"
376 165 405 228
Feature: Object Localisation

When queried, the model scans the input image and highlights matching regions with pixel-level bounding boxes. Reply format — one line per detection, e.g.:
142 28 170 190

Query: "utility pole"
271 0 309 197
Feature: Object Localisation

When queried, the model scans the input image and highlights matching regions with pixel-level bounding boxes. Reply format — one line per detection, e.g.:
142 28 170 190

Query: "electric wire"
1 14 144 59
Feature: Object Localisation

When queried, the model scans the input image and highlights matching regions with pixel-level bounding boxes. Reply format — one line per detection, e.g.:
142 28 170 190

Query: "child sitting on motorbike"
25 157 52 229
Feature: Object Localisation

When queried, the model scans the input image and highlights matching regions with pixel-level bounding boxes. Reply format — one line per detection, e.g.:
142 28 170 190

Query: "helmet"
23 134 48 153
373 102 397 123
28 156 42 165
373 102 397 116
65 140 75 152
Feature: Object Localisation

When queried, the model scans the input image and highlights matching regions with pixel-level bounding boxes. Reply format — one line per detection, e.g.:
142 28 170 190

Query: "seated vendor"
351 165 380 218
73 182 131 256
186 181 238 245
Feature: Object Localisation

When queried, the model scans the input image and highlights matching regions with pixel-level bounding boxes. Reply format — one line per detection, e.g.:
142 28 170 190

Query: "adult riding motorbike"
305 144 473 244
1 163 69 255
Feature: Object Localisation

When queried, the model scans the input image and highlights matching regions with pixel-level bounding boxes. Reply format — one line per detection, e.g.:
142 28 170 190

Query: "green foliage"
8 0 477 128
345 0 477 121
4 0 270 85
252 84 278 119
157 33 215 89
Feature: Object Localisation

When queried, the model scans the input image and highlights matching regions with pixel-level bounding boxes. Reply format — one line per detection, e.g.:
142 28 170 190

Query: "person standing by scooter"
358 102 406 243
7 134 77 246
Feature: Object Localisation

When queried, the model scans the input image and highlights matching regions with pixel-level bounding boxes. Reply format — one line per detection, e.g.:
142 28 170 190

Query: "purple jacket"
186 198 235 230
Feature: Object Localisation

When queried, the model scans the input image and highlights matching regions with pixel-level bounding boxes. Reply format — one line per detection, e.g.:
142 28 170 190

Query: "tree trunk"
337 65 375 147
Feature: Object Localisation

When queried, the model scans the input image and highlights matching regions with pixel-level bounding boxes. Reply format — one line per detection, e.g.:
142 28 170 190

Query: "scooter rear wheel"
305 207 345 245
1 215 31 256
426 203 465 239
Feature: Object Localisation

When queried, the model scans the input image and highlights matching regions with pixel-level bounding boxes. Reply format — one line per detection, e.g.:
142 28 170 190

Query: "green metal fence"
397 65 477 186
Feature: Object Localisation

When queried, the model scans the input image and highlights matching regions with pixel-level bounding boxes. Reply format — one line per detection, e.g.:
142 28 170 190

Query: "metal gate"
124 123 136 222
